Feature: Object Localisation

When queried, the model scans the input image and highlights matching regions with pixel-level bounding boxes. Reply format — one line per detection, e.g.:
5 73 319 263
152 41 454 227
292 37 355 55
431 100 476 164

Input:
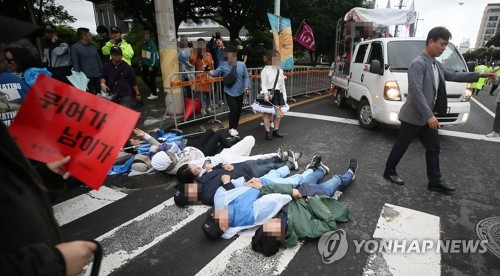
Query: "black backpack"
223 65 237 87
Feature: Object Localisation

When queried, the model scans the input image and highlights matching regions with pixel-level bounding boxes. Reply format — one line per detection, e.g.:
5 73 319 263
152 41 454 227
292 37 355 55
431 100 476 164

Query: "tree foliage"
485 34 500 48
0 0 76 25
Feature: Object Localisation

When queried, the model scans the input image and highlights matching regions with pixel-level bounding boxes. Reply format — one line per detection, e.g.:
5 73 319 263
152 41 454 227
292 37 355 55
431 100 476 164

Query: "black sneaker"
277 146 288 162
348 159 358 180
319 162 330 174
306 155 321 170
294 151 303 161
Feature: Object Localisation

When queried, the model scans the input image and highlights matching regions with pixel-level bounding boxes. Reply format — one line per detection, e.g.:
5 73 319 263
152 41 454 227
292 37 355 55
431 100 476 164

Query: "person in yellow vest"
489 65 500 96
101 26 134 65
472 62 488 95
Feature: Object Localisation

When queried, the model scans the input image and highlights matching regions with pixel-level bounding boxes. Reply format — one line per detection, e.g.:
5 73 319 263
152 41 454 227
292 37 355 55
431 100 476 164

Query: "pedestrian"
100 46 141 108
208 32 225 69
178 37 194 98
234 37 247 64
42 24 72 84
140 29 160 100
251 49 289 140
488 66 500 96
5 47 52 87
208 45 250 137
96 25 110 65
0 47 30 104
383 27 497 193
71 27 102 94
102 26 134 65
190 38 215 115
485 92 500 138
0 15 97 276
472 62 488 95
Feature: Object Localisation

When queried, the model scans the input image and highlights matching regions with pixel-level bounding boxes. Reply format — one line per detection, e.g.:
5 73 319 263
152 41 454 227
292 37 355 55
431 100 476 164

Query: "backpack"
223 65 237 87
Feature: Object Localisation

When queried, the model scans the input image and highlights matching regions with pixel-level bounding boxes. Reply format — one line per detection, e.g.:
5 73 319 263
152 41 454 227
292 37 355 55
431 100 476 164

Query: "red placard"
9 74 139 190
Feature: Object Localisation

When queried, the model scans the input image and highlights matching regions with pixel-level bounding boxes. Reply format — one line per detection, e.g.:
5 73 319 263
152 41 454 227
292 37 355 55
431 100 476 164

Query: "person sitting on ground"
201 157 357 242
173 151 299 207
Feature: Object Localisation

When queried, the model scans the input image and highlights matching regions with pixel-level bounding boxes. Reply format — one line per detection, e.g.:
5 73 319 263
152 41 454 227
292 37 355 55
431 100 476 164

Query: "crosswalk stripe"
286 111 500 143
471 97 495 118
362 203 441 276
53 186 127 226
196 235 303 276
82 198 210 275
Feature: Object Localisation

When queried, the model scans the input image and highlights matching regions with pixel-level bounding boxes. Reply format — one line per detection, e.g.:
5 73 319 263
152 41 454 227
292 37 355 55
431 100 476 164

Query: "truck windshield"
387 41 467 72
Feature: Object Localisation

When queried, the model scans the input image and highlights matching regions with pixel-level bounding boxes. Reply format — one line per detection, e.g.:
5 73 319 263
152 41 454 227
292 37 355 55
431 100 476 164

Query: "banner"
267 13 294 70
344 8 416 27
406 0 417 37
9 74 139 189
294 21 316 51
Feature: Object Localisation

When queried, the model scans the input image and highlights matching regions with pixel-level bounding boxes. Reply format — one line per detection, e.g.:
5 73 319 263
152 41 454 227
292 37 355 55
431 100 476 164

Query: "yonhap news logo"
317 229 489 264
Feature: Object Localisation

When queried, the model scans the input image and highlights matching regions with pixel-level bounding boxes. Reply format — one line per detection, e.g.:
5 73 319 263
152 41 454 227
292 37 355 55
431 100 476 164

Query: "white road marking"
286 111 500 143
83 198 210 275
195 236 303 276
53 186 127 226
471 97 495 118
362 203 441 276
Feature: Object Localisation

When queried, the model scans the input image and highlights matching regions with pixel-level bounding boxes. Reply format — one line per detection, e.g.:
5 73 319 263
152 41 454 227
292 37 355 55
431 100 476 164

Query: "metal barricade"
163 66 330 129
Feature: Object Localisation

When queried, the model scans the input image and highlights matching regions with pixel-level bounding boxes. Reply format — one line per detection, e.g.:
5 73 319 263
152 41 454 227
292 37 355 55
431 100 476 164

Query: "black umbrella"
0 15 43 43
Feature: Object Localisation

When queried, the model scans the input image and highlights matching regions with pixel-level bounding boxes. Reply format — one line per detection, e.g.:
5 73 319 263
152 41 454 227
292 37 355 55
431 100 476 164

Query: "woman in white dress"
251 50 289 140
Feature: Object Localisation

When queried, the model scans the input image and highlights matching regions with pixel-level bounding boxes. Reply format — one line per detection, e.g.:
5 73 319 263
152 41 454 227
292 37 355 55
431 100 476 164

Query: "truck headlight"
384 81 401 101
461 83 473 102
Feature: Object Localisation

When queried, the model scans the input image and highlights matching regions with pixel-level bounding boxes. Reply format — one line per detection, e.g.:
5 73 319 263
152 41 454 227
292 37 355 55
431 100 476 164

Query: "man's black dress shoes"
428 181 455 193
383 173 405 185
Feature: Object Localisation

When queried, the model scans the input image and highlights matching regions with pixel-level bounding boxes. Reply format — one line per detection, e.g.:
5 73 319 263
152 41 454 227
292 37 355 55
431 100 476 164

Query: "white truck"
332 14 473 129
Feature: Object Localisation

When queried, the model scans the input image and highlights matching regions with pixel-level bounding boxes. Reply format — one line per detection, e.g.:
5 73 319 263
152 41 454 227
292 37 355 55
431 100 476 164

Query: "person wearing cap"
42 24 72 84
202 156 352 241
100 45 141 107
101 26 134 65
0 16 97 276
140 29 160 100
173 152 298 208
71 27 102 94
96 25 110 65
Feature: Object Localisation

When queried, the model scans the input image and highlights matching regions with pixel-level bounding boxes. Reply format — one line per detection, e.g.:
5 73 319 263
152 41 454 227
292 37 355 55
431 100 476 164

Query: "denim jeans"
246 156 284 177
306 170 354 197
260 167 320 187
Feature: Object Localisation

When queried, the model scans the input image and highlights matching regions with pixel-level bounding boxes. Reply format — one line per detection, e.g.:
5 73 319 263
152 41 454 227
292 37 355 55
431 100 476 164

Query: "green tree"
486 34 500 48
0 0 76 25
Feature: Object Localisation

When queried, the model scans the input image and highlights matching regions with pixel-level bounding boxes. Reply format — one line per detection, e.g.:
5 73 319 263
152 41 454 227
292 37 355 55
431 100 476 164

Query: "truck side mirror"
369 60 383 75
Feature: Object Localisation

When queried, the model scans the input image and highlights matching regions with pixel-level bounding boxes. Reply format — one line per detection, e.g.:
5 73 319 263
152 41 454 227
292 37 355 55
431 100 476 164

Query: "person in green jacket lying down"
250 158 358 257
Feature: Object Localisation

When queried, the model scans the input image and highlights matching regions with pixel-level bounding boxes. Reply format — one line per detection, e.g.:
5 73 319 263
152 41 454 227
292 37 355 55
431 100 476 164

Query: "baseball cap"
110 26 121 33
202 211 224 240
174 189 189 207
151 151 172 171
96 25 108 34
0 16 44 43
110 46 122 55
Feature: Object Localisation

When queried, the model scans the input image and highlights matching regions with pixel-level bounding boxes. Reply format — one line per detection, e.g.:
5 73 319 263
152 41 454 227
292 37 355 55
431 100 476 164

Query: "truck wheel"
357 99 378 129
336 90 346 108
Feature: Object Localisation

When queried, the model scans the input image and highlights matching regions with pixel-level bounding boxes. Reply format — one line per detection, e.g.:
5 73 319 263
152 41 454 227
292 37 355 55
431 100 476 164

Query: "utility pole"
394 0 404 37
154 0 183 116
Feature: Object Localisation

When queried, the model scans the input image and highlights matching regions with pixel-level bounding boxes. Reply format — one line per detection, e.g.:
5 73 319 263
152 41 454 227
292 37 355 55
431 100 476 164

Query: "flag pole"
293 19 305 38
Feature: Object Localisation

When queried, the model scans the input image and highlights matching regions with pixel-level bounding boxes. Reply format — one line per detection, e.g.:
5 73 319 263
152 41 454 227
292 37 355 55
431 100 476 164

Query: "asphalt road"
54 90 500 276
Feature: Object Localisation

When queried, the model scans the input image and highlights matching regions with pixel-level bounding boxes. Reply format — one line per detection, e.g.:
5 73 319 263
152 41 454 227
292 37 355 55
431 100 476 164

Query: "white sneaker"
485 131 500 138
147 94 158 100
156 88 160 93
270 122 274 128
229 128 239 137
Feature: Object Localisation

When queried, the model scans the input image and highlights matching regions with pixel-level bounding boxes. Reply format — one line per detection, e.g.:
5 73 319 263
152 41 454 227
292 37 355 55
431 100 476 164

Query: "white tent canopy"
344 8 416 27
